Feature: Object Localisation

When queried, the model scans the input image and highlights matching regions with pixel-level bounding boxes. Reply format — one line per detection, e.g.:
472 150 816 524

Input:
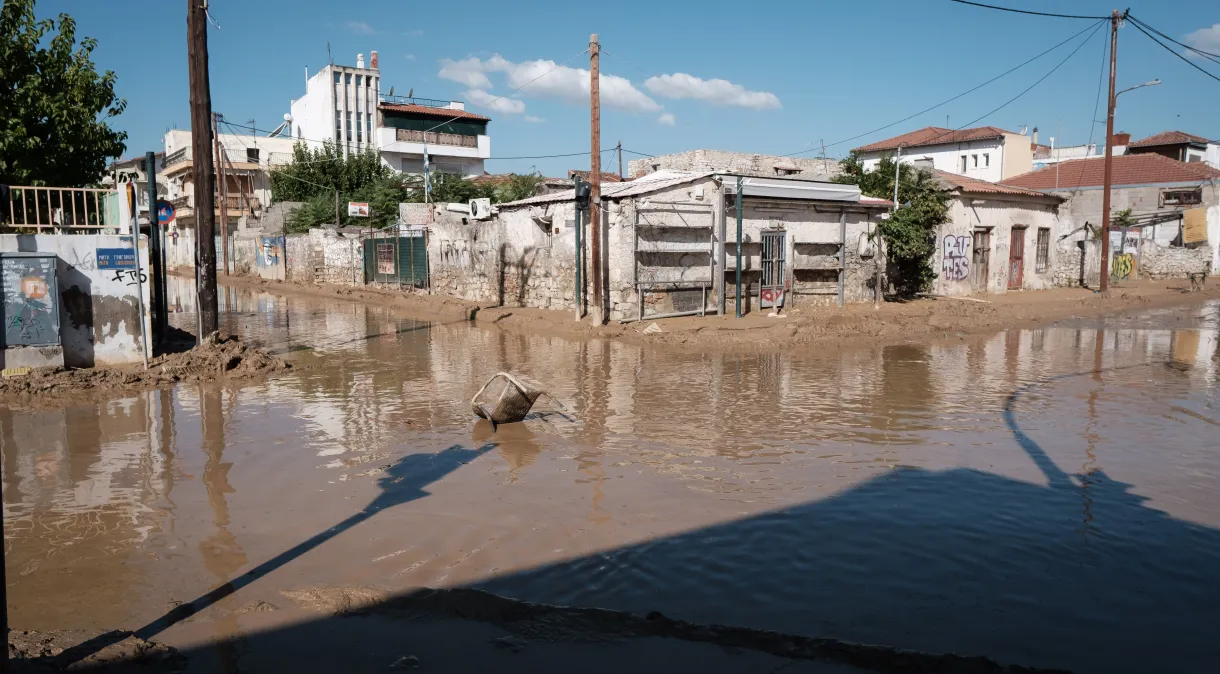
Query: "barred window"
1035 227 1050 273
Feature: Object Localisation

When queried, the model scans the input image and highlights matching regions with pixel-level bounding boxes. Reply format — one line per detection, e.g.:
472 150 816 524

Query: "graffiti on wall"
1112 253 1134 280
942 235 971 281
439 238 491 269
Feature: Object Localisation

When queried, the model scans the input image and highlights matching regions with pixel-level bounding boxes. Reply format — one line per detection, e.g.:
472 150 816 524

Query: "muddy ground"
0 337 288 405
202 270 1220 352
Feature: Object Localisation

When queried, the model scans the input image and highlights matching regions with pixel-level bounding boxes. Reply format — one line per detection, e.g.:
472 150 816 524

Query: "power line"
1126 14 1220 63
488 150 617 161
622 149 655 157
1127 15 1220 84
948 0 1108 20
785 18 1104 157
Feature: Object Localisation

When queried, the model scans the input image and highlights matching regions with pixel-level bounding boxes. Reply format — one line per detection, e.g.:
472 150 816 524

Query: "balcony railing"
380 94 454 109
3 186 116 232
164 147 265 170
395 128 478 148
169 194 261 216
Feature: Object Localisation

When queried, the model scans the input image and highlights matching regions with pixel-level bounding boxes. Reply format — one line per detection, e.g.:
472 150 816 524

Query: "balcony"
163 147 265 175
377 127 490 160
379 94 455 109
169 193 262 219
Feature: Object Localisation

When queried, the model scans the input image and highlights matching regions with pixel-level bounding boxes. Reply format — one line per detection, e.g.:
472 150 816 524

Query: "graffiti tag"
942 235 971 282
110 268 148 286
1112 253 1134 280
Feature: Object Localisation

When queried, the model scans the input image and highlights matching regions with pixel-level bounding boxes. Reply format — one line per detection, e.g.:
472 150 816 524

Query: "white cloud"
464 89 526 115
405 54 416 61
657 112 675 126
437 54 661 113
1184 23 1220 57
524 115 546 123
438 57 493 89
347 21 374 35
406 28 424 37
644 73 781 110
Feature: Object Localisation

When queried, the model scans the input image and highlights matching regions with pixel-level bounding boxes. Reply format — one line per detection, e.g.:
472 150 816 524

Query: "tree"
0 0 127 186
833 153 950 296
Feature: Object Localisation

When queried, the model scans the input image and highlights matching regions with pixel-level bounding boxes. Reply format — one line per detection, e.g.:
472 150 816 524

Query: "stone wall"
1139 241 1212 279
934 195 1062 296
628 150 840 180
426 218 502 303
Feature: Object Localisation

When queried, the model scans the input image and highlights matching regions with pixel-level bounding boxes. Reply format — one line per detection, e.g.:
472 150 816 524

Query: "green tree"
0 0 127 186
834 152 950 296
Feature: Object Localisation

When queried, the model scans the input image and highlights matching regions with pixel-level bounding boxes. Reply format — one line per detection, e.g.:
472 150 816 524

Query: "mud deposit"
4 277 1219 673
0 338 288 402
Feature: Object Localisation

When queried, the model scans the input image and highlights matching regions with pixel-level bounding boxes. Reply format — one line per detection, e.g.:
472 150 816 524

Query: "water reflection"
2 279 1218 673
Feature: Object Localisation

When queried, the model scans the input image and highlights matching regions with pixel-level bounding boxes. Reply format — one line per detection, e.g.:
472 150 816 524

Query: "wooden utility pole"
212 112 230 276
589 33 603 324
188 0 219 341
617 140 623 179
1099 9 1120 293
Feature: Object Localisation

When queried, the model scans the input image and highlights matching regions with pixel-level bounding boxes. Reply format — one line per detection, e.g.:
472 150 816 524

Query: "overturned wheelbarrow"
472 372 561 427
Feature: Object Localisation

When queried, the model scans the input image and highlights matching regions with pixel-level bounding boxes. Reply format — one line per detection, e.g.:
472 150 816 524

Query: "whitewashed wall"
934 195 1061 296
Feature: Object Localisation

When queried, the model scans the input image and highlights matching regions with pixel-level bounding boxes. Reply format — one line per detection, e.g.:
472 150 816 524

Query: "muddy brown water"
3 277 1220 673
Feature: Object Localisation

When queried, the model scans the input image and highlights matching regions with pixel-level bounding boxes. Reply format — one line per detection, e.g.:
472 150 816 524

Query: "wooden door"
971 229 990 292
1008 228 1025 290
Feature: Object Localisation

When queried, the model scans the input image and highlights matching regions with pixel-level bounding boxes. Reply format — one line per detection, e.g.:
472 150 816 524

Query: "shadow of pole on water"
50 442 496 668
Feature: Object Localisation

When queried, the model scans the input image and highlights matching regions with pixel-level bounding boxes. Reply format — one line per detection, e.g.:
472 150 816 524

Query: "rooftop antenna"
327 41 333 66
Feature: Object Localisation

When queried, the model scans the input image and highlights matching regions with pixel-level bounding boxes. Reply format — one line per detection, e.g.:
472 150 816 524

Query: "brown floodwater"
4 277 1220 673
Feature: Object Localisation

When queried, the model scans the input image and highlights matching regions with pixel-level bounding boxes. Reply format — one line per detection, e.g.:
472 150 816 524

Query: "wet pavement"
4 277 1220 673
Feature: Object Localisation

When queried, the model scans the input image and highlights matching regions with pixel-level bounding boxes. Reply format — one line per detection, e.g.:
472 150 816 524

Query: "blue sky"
39 0 1220 177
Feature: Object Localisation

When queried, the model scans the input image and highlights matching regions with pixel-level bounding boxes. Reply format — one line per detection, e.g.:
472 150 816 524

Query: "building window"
356 74 362 88
960 155 968 172
983 153 990 167
367 117 373 143
972 154 978 168
1160 188 1202 206
356 112 363 142
334 72 341 84
345 73 352 86
246 148 260 163
1035 227 1050 273
335 110 342 142
345 112 352 141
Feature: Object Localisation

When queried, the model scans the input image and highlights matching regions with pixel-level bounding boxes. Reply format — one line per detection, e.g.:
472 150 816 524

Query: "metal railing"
394 128 478 148
379 94 454 109
165 147 190 168
3 186 116 232
169 193 260 216
164 147 264 169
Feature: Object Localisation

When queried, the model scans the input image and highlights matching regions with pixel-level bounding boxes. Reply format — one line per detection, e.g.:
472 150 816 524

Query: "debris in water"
390 654 421 669
472 372 560 426
643 322 662 334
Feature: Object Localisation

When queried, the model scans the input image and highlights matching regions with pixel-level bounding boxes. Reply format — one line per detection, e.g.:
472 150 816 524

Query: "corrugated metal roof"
499 170 711 208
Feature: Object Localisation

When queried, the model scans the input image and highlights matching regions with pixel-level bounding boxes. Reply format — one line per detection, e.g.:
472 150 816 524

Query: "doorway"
971 229 991 293
1008 227 1026 290
760 229 786 308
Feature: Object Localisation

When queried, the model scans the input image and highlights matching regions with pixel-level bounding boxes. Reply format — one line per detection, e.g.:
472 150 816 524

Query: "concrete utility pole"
188 0 219 341
617 140 623 179
1099 9 1120 293
589 33 603 325
212 112 230 276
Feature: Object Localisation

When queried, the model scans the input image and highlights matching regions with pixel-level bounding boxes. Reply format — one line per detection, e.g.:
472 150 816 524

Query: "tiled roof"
932 170 1057 199
854 126 1016 153
378 103 491 122
1128 130 1212 148
1001 153 1220 190
568 170 625 183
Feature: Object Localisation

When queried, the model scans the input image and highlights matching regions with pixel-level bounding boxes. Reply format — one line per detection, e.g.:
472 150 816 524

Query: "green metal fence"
363 232 428 288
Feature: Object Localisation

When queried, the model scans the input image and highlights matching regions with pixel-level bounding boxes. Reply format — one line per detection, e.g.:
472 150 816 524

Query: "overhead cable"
948 0 1109 20
1127 15 1220 84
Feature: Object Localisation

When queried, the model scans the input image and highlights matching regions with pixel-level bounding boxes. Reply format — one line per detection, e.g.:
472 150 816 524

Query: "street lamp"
1116 79 1161 97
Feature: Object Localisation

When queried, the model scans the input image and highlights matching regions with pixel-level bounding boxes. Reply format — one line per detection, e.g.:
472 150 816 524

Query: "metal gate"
363 230 428 287
1008 227 1025 290
760 229 786 308
971 229 990 292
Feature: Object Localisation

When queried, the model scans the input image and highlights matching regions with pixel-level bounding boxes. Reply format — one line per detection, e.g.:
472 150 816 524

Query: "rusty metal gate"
760 229 786 308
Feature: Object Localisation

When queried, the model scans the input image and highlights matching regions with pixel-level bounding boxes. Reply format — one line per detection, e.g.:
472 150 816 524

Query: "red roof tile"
378 103 491 122
1001 153 1220 190
933 170 1057 199
1128 130 1212 148
854 126 1017 153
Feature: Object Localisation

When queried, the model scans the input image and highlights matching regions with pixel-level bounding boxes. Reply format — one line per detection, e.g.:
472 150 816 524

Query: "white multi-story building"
289 51 490 177
853 125 1034 182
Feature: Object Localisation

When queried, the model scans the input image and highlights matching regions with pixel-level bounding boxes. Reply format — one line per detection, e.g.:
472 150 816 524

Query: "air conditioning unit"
469 198 492 220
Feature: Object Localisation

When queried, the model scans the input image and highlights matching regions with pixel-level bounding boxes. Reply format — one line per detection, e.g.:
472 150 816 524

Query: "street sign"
348 202 370 217
156 200 176 225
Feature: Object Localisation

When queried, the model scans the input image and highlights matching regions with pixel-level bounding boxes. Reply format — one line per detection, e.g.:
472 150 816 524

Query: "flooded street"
4 278 1220 673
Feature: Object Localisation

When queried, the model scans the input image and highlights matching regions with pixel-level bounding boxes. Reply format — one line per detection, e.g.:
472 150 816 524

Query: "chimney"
1032 127 1038 145
1113 132 1131 147
356 53 365 69
370 50 379 70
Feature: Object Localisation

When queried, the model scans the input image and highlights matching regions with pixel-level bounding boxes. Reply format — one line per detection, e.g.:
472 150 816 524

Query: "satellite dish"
407 88 414 99
388 86 394 97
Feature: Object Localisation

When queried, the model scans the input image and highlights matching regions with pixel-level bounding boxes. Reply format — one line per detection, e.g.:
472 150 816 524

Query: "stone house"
628 150 839 181
930 171 1064 297
1002 154 1220 284
1126 130 1219 169
484 170 892 321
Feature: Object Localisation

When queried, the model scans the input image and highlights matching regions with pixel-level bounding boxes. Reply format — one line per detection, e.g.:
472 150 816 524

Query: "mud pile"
8 628 182 672
0 337 289 400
